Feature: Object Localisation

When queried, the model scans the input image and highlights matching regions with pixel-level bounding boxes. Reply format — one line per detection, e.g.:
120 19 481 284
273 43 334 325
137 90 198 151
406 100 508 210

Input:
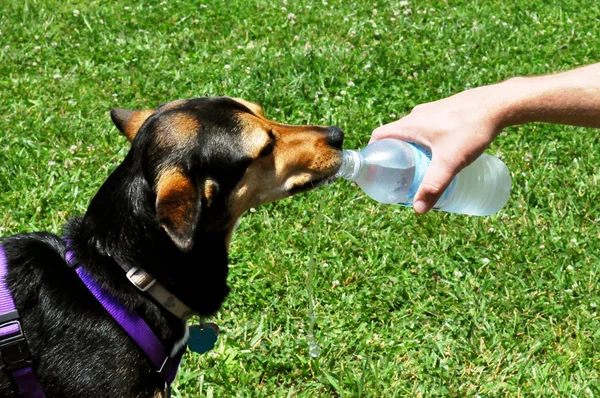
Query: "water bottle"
336 138 511 216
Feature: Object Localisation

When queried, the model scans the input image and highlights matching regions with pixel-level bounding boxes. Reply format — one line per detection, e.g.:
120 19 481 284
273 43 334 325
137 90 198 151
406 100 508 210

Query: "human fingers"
369 118 419 145
412 154 461 214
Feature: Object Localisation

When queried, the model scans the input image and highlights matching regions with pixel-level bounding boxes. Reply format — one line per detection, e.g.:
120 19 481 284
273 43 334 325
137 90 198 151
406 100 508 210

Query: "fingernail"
414 201 428 214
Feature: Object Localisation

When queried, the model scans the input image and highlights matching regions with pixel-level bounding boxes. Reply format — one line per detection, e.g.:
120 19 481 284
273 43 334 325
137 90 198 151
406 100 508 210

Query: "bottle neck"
335 150 362 181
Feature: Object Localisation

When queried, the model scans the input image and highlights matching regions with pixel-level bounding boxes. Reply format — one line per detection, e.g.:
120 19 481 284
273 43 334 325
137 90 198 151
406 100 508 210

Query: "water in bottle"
336 138 511 216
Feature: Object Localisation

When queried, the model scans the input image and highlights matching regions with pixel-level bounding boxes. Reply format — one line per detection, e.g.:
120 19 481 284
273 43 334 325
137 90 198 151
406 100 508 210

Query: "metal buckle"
0 321 32 371
158 356 169 374
126 267 156 292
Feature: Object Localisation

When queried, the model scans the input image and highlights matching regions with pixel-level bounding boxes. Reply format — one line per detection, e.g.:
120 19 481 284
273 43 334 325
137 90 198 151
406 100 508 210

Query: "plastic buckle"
126 267 156 292
0 321 32 371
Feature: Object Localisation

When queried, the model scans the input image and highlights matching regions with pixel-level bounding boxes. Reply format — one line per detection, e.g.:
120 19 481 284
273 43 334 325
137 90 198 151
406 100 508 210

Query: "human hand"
370 84 511 213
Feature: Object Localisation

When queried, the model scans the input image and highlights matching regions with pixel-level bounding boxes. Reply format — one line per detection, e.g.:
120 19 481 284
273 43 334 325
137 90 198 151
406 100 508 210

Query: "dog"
0 97 344 397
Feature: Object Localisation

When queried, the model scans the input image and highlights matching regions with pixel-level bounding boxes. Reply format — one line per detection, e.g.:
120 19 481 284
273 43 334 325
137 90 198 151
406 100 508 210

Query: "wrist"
488 77 537 129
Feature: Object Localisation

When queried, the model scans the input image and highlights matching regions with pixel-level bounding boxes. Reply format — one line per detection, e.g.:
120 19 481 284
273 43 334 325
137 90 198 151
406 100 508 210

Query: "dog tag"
187 323 219 354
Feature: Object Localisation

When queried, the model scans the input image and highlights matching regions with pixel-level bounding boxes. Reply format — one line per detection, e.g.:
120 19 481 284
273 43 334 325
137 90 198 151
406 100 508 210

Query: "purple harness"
0 246 45 397
0 244 184 397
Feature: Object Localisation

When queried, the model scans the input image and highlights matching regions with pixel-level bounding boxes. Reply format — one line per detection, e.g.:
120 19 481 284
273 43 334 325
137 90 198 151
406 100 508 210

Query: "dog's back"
1 231 166 397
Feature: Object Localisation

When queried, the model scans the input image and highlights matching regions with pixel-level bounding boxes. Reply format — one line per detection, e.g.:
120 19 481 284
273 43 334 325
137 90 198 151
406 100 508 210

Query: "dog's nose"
325 126 344 149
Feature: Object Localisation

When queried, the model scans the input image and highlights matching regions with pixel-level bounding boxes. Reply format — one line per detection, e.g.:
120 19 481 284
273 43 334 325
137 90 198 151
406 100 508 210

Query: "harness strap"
64 244 184 394
0 245 46 398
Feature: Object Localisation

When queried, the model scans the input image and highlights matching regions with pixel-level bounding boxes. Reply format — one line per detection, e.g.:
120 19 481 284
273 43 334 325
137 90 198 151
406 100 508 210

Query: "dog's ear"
156 168 200 253
110 108 155 142
156 169 221 252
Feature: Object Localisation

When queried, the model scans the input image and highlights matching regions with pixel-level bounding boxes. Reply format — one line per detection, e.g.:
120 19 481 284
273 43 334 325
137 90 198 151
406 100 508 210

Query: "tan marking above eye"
237 119 273 158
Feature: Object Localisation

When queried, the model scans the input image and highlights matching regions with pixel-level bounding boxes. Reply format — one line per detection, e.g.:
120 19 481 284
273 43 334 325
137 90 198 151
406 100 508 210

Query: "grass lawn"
1 0 600 396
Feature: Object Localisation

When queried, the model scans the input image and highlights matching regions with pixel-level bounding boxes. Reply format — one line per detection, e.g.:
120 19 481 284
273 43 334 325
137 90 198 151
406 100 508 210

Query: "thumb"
370 119 418 144
413 155 458 214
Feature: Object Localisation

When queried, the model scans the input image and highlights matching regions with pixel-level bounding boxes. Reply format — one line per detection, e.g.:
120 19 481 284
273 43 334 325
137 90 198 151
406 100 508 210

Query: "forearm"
494 63 600 128
369 62 600 214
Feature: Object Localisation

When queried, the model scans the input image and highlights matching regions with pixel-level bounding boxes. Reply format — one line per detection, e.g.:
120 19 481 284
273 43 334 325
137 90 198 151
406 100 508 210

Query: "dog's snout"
325 126 344 149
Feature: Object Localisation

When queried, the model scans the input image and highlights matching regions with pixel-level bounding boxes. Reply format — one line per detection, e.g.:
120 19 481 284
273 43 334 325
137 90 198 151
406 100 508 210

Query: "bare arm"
370 62 600 214
501 63 600 128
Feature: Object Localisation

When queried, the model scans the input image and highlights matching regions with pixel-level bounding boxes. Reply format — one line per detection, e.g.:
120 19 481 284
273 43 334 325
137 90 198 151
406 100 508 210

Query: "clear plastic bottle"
336 138 512 216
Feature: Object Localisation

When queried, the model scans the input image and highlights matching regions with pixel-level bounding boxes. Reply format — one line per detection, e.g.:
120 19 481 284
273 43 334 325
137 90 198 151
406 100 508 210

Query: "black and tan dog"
0 97 343 397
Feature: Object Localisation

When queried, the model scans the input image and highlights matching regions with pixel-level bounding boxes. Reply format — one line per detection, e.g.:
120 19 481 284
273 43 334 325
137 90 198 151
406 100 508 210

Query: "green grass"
2 0 600 396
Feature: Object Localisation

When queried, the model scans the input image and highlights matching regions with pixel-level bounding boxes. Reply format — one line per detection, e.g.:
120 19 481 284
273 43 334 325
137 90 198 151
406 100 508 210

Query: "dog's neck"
74 155 231 319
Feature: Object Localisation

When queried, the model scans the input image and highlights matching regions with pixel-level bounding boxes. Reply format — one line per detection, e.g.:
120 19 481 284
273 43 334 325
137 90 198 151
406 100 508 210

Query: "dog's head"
110 97 344 252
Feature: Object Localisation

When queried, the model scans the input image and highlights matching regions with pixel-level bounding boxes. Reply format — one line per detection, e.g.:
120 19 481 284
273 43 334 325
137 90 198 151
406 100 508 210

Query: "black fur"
0 96 342 397
0 98 254 397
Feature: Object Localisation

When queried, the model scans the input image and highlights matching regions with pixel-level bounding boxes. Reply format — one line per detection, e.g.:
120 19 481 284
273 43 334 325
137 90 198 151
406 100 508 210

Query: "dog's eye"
259 131 275 157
